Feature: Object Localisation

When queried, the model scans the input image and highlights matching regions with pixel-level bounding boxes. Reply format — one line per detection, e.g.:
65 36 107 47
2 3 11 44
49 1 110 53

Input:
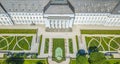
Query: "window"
5 18 7 20
1 18 3 20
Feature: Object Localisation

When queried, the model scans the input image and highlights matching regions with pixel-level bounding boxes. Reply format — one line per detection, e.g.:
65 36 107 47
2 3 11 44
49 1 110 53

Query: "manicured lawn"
0 36 32 50
85 36 120 51
75 35 79 50
38 35 42 54
44 38 49 53
52 38 65 62
0 29 37 34
24 59 48 64
104 59 120 64
69 59 76 64
81 30 120 34
0 59 48 64
68 39 73 53
0 59 4 64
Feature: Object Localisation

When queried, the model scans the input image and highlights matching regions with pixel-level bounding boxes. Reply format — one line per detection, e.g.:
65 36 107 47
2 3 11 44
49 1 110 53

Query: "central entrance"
45 16 74 32
43 0 74 32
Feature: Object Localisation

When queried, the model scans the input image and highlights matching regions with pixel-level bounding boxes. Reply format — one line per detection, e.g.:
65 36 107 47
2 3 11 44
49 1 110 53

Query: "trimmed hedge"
44 38 49 53
81 30 120 34
38 35 42 54
0 29 37 34
76 35 79 50
68 39 73 53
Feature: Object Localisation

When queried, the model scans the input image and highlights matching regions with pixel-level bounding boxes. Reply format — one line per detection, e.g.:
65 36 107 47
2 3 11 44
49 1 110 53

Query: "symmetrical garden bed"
85 36 120 51
52 38 65 62
0 36 32 50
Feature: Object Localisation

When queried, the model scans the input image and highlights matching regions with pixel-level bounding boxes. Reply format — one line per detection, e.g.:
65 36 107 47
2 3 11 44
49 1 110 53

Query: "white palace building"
0 0 120 29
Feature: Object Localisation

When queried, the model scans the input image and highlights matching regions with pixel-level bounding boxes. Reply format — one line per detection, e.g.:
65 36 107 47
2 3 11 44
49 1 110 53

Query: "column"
45 19 49 28
68 20 70 28
59 20 61 29
70 19 73 28
63 20 65 28
55 20 58 28
51 20 54 28
48 20 50 28
67 20 69 28
66 20 68 28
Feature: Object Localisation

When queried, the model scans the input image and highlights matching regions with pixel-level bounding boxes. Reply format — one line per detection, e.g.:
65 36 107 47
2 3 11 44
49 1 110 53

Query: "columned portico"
43 0 74 32
45 18 74 29
44 15 74 32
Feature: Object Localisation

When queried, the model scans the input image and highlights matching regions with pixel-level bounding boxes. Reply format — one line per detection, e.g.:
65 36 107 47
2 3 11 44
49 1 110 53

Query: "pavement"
0 25 120 64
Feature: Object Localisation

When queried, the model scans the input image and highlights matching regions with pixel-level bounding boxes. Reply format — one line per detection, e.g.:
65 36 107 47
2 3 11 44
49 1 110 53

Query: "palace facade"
0 0 120 28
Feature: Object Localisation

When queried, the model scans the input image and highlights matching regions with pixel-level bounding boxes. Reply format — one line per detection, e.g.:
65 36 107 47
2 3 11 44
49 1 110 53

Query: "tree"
6 54 24 64
76 55 89 64
36 61 43 64
103 61 110 64
89 52 106 64
77 49 86 56
88 46 98 54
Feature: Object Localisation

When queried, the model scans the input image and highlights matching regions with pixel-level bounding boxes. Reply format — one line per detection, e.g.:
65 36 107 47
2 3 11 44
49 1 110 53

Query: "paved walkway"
1 25 120 64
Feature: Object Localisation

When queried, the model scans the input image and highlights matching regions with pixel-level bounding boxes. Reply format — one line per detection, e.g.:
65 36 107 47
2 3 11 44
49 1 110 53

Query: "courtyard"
0 25 119 64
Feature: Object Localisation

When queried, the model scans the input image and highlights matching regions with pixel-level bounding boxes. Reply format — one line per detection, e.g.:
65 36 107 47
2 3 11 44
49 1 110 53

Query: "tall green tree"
6 57 24 64
89 52 106 64
76 55 89 64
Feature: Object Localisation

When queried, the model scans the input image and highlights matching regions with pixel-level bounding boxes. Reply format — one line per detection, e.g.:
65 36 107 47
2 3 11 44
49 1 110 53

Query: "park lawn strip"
69 59 76 64
38 35 42 54
1 29 37 34
75 35 79 51
81 30 120 34
44 38 49 53
104 59 120 64
68 39 73 54
24 59 48 64
52 38 65 62
0 29 37 34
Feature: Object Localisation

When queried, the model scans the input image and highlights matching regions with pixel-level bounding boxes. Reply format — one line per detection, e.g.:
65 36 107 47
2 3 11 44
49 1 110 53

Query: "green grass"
0 29 37 34
38 35 42 54
104 59 120 64
69 59 76 64
24 59 48 64
0 36 32 50
44 38 49 53
81 30 120 34
76 35 79 50
68 39 73 54
85 36 120 51
0 59 48 64
52 38 65 62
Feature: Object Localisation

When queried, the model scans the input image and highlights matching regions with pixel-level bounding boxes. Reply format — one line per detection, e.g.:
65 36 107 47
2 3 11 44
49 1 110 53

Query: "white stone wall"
74 13 120 26
9 12 44 24
0 12 120 27
0 13 13 25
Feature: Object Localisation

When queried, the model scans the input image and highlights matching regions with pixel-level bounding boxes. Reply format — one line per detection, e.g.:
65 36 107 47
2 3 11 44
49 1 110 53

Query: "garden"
52 38 65 62
0 36 33 50
85 36 120 51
